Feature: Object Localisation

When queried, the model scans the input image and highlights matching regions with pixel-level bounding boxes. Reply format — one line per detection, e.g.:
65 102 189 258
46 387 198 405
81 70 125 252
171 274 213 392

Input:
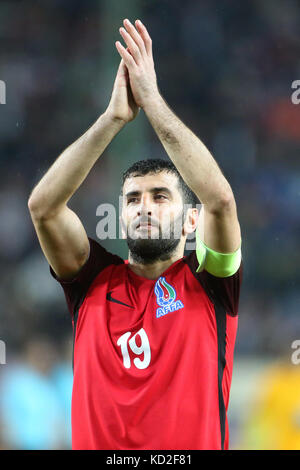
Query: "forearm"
28 112 125 219
144 94 233 211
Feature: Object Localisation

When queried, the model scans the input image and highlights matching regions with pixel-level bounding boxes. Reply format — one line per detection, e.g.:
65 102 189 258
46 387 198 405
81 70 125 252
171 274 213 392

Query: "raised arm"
116 19 241 254
28 58 139 280
143 94 241 254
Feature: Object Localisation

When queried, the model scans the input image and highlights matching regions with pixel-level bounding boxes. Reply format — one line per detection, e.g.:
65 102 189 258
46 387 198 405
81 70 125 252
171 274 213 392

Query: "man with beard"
28 19 243 450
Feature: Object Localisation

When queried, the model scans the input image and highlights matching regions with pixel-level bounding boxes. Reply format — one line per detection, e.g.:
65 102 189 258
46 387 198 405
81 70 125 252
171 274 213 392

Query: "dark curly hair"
121 158 199 207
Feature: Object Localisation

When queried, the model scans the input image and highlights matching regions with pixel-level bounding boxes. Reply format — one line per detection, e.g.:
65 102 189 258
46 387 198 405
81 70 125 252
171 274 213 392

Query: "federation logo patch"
154 276 184 318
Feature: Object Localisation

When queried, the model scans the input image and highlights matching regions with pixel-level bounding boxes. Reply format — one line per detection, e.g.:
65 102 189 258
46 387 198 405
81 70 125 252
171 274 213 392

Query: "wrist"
142 90 164 113
83 112 126 147
101 109 128 128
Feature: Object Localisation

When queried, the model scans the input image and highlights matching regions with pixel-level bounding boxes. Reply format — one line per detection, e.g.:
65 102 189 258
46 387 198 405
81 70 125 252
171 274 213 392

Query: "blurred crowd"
0 0 299 449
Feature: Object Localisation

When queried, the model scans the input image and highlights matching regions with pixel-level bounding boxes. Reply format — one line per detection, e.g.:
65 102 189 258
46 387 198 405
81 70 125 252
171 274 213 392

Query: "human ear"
183 207 199 235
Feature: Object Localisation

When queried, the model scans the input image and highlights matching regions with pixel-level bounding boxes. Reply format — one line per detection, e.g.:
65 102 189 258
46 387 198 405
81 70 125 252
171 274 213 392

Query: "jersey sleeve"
185 227 243 316
199 260 243 316
49 237 123 317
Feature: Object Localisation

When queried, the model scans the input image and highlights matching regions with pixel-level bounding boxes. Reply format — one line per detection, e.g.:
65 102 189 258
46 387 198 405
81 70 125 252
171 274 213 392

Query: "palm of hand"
109 56 139 122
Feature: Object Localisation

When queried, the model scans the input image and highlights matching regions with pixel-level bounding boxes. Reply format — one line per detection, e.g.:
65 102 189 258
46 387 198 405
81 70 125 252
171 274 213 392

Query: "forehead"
123 171 180 195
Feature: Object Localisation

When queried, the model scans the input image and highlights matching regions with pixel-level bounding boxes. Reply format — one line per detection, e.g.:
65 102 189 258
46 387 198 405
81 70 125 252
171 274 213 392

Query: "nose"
137 194 153 216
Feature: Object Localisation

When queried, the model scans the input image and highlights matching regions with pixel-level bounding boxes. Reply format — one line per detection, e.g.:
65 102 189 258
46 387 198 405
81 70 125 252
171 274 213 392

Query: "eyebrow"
125 187 173 198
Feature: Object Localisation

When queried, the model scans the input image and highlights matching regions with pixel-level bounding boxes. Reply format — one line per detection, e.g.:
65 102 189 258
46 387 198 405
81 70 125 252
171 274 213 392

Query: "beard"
126 211 184 265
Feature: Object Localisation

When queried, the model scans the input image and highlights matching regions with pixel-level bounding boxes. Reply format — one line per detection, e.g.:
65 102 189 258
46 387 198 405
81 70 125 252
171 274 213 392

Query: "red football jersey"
50 237 243 450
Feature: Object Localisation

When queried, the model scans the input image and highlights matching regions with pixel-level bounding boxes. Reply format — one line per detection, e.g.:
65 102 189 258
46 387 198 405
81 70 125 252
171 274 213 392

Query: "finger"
115 41 137 69
123 18 147 57
117 58 124 72
116 59 127 78
134 19 152 56
118 49 131 72
122 53 131 76
119 27 141 64
125 47 133 63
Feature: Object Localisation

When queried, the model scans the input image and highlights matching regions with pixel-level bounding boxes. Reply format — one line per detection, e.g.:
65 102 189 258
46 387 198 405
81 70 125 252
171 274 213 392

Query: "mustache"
133 217 160 230
121 209 185 240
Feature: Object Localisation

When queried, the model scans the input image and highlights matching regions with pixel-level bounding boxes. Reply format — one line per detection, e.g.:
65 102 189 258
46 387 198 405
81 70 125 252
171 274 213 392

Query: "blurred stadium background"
0 0 299 450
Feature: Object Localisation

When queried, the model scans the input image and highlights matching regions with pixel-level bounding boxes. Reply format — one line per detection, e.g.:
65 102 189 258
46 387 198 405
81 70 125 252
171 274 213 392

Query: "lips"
136 220 157 229
137 223 155 229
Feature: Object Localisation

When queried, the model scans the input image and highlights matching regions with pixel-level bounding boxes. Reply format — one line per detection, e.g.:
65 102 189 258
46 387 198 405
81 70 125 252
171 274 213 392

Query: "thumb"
113 59 126 89
117 58 128 77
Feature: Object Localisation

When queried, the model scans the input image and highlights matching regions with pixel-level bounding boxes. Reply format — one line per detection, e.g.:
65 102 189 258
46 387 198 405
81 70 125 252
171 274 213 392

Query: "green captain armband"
195 226 242 277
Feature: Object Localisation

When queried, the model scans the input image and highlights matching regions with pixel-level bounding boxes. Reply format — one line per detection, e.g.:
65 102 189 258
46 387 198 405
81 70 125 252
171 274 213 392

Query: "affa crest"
154 277 184 319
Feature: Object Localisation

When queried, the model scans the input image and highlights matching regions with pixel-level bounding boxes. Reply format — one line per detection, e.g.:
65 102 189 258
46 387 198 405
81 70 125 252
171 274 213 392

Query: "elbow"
208 191 235 215
28 194 65 221
28 193 51 221
28 194 39 216
220 191 235 208
28 196 44 221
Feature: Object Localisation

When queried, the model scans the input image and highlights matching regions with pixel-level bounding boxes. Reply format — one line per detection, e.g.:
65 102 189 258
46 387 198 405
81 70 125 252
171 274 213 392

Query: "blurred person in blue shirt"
0 337 68 449
50 336 73 449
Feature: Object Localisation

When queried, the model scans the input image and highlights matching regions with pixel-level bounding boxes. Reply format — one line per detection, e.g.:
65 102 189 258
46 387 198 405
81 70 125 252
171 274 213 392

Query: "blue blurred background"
0 0 299 449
